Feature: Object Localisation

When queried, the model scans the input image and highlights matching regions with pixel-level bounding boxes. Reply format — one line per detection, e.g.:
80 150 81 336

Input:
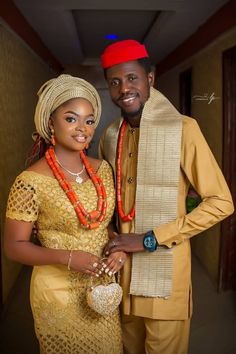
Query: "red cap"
101 39 149 69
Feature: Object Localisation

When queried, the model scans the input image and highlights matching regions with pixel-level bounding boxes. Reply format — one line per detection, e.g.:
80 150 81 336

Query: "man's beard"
121 103 144 119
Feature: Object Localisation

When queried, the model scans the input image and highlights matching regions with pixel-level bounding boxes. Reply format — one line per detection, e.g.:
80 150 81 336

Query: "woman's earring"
85 143 89 150
50 128 56 146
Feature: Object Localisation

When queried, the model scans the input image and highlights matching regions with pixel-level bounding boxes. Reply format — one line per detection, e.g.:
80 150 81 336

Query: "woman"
4 74 126 354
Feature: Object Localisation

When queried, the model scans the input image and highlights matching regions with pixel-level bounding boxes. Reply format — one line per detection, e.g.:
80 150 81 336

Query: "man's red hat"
101 39 149 69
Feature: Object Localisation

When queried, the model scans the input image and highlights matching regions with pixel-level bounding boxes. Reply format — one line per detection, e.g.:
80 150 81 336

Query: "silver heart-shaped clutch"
87 282 123 316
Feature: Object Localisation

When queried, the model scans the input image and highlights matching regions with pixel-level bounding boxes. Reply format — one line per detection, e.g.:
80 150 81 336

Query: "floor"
0 254 236 354
189 256 236 354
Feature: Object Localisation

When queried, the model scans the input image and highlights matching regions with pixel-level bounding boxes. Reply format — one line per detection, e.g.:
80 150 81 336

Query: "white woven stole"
130 91 182 297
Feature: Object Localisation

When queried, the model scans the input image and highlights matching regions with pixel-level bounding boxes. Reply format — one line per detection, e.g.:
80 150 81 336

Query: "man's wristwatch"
143 230 158 252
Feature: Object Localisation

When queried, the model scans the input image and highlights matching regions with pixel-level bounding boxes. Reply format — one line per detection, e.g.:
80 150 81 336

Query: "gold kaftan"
6 160 123 354
98 89 234 321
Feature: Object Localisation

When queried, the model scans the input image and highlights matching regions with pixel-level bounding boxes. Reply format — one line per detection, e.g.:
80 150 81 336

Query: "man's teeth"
123 97 135 102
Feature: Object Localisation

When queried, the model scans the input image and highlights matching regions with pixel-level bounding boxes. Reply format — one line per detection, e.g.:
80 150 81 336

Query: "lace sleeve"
6 175 39 222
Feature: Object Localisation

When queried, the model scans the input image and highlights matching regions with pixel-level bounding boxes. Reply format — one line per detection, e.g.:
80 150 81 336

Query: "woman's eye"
129 75 136 81
65 116 76 123
86 118 95 125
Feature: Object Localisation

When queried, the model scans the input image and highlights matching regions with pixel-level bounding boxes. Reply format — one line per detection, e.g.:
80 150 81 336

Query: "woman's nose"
75 121 85 131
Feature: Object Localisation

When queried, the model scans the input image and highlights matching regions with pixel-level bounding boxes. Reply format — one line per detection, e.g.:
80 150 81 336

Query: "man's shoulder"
181 115 205 145
182 115 199 131
101 117 122 141
105 117 122 132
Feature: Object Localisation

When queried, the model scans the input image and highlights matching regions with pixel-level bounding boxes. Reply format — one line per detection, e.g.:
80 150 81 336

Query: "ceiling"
13 0 229 68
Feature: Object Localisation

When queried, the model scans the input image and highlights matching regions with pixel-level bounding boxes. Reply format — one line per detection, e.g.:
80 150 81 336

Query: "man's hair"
137 57 153 74
104 57 153 78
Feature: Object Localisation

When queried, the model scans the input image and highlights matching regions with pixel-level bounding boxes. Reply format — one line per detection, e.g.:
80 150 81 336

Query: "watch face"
144 236 155 248
143 233 157 251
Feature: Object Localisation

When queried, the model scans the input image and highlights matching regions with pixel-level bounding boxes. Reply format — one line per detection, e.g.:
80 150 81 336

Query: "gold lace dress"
6 160 123 354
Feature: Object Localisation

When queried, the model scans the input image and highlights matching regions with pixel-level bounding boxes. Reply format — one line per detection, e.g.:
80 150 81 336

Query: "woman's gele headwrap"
101 39 149 69
34 74 101 143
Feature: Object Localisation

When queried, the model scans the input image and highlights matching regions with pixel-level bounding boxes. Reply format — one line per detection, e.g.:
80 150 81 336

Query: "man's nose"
120 80 130 94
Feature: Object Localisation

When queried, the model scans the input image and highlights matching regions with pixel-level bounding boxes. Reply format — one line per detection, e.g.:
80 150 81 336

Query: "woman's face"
49 97 96 151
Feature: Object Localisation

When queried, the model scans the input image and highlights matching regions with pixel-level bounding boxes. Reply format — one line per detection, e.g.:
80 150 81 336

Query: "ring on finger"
118 258 123 264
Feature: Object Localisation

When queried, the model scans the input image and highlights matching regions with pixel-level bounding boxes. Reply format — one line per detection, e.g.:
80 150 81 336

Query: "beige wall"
0 23 54 302
157 27 236 283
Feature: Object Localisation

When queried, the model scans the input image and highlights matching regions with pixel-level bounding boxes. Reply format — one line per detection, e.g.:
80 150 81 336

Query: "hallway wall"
0 23 54 302
156 26 236 284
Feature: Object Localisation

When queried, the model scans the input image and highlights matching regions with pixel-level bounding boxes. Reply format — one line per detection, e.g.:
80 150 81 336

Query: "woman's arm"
4 218 103 277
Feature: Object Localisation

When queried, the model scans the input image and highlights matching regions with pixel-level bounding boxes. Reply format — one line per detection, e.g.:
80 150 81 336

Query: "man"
98 39 234 354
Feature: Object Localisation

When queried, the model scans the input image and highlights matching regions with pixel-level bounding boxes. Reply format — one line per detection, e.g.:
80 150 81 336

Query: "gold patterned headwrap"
34 74 101 143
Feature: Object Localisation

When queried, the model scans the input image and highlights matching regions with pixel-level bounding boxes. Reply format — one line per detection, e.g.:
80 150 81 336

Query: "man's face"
106 60 154 121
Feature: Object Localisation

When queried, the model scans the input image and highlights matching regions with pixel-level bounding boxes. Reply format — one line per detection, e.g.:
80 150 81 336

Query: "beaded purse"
87 280 123 316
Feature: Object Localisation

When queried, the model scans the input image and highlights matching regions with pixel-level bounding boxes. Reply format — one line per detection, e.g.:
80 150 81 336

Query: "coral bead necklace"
116 119 135 222
45 146 107 229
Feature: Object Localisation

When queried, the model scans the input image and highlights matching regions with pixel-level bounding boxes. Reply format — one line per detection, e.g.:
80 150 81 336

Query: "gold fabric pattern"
6 161 123 354
6 179 39 222
131 88 182 297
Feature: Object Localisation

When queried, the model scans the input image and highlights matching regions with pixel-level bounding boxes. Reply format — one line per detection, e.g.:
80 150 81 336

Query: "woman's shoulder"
86 156 102 172
14 157 54 188
86 156 113 177
26 156 54 177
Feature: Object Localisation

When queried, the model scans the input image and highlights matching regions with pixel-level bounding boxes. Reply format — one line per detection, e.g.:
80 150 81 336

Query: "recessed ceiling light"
105 34 118 40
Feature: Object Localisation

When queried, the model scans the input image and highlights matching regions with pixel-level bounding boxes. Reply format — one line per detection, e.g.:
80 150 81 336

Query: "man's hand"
103 233 145 256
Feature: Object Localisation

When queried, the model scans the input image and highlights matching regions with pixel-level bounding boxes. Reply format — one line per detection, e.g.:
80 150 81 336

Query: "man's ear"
148 70 155 87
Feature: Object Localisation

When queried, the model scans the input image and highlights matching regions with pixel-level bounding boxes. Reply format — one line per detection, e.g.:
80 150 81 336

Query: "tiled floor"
0 254 236 354
189 256 236 354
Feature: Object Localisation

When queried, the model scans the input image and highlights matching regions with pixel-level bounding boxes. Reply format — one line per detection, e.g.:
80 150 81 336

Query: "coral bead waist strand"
116 120 135 222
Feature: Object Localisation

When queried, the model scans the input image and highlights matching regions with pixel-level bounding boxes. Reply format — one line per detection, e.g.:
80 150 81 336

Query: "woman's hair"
25 133 48 167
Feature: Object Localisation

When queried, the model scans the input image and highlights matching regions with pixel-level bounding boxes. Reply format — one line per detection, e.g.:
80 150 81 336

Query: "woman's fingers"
73 251 126 277
71 251 104 276
103 253 126 275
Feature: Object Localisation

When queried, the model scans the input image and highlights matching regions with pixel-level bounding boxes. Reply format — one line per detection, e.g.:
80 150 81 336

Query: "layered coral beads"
45 147 107 229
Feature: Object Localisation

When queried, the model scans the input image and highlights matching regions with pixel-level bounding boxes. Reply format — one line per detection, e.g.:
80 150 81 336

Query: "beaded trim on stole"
130 88 182 298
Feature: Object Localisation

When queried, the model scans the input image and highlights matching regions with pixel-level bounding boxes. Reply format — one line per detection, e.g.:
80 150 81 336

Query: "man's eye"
65 117 76 123
110 80 119 87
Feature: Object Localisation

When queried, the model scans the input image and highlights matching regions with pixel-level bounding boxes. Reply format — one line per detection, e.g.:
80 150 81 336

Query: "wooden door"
179 68 192 116
219 45 236 290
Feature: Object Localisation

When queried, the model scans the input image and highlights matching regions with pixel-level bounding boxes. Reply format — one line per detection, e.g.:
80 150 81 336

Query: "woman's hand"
69 250 104 277
103 251 128 276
